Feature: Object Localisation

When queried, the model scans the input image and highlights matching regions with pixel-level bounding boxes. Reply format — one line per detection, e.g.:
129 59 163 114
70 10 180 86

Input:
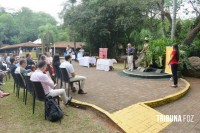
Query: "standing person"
79 46 85 57
168 44 179 88
74 48 79 61
66 45 72 56
126 43 134 71
19 47 23 58
49 48 53 55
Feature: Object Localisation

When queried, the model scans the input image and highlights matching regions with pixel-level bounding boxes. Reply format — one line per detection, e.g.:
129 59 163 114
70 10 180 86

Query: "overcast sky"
0 0 81 22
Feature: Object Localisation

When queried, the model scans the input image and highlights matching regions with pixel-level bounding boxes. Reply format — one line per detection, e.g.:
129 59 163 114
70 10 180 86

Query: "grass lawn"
0 78 121 133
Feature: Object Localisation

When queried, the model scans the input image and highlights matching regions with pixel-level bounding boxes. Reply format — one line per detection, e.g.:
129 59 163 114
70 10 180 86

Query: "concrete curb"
122 70 171 79
143 78 190 107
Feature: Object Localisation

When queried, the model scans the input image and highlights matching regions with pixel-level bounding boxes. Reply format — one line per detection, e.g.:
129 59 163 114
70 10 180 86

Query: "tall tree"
183 0 200 45
39 24 57 53
0 13 19 44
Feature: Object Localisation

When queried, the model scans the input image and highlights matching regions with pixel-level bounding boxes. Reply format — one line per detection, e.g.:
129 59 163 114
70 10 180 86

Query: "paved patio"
156 77 200 133
67 62 186 113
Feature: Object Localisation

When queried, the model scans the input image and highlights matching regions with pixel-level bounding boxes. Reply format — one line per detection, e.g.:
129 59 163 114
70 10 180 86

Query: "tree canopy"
60 0 200 58
0 6 67 45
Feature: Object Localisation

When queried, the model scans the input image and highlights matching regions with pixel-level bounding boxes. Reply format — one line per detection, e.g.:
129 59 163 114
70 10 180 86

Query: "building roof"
0 41 85 51
33 38 42 44
0 42 41 50
52 42 85 48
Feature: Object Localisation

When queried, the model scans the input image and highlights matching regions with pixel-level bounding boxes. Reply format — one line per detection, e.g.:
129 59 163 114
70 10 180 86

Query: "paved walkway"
111 103 171 133
155 77 200 133
70 62 185 113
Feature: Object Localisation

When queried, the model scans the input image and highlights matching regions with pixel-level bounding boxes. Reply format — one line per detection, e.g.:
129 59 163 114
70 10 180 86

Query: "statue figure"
140 37 149 68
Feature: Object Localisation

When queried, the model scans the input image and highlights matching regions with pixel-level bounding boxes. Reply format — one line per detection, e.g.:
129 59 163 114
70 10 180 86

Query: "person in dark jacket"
26 53 35 69
9 57 17 76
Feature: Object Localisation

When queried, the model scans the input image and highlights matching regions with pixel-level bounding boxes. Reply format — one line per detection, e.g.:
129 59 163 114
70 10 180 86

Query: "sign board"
165 46 173 74
23 52 37 58
99 48 108 59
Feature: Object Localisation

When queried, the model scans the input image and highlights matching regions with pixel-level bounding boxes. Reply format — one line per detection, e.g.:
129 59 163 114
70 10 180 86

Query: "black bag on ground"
45 96 64 122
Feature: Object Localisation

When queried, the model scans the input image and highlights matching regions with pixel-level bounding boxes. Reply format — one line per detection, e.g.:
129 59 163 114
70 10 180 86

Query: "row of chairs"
11 72 59 119
10 65 81 119
53 66 81 97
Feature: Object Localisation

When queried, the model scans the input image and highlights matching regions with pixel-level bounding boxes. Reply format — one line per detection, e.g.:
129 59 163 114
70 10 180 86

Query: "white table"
79 57 96 68
96 59 114 71
77 53 83 60
72 55 76 60
72 53 83 60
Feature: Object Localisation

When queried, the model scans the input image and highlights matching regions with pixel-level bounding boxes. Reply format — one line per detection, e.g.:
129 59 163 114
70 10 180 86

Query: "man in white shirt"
30 61 72 105
60 55 87 94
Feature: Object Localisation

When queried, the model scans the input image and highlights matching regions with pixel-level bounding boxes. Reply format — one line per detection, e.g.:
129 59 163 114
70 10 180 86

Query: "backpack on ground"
45 96 64 122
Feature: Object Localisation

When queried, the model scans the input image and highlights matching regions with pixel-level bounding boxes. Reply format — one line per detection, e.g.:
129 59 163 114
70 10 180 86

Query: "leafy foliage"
147 38 174 67
63 0 148 58
39 24 57 47
0 7 58 45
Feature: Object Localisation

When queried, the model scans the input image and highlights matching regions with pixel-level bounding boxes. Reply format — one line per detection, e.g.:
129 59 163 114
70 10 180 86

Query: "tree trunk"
161 13 167 37
183 20 200 46
157 0 172 36
41 39 45 54
171 0 177 40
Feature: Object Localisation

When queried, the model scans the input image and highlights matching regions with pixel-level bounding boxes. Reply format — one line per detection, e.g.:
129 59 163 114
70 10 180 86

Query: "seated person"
26 53 35 69
41 55 55 76
30 61 71 105
0 90 9 98
9 57 17 76
0 61 7 71
15 59 31 75
46 52 53 64
37 53 44 62
6 53 12 68
15 56 20 67
60 55 87 94
27 65 36 76
53 54 61 78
